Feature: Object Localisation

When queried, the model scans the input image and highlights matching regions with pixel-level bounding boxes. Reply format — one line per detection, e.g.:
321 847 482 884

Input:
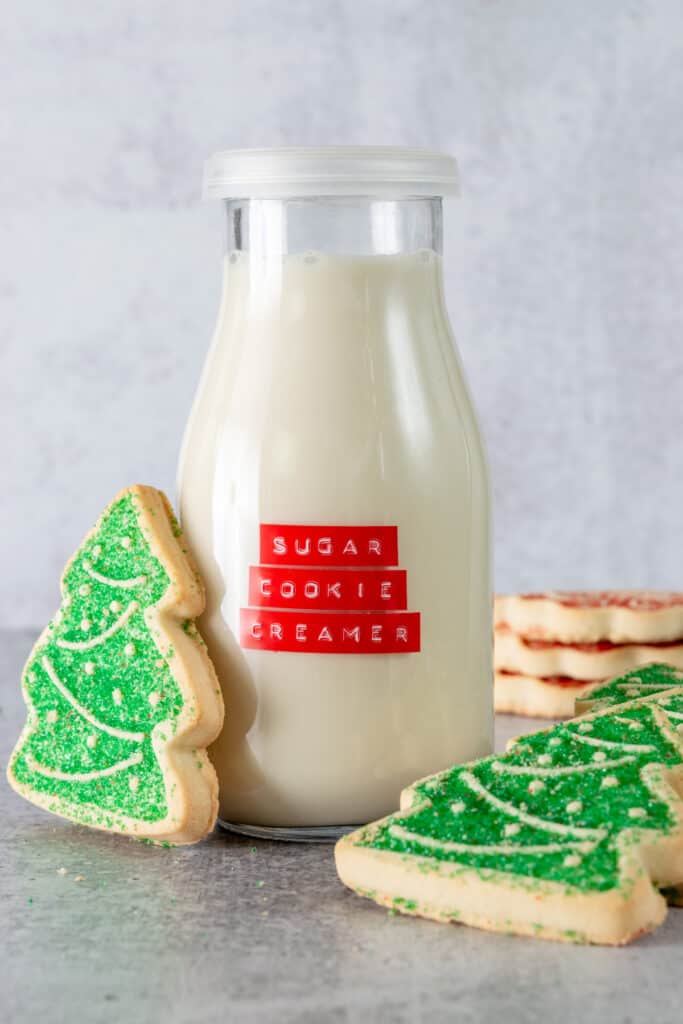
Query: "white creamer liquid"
178 250 492 827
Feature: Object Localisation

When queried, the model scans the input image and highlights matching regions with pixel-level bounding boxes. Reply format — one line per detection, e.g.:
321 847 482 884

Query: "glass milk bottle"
178 147 492 839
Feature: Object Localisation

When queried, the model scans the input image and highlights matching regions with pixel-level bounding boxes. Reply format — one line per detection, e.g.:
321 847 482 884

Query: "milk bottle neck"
224 197 443 259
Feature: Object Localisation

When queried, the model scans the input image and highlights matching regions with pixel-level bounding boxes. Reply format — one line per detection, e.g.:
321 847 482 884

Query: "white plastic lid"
203 146 459 199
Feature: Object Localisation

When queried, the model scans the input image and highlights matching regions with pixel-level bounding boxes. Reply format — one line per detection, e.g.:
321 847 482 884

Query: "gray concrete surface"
4 1 683 628
1 629 680 1023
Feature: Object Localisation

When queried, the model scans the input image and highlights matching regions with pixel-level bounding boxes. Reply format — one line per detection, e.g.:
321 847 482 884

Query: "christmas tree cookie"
7 485 224 845
336 688 683 944
575 662 683 714
575 663 683 907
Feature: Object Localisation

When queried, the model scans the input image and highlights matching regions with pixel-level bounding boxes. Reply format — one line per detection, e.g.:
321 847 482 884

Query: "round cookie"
495 671 597 718
495 591 683 644
494 625 683 680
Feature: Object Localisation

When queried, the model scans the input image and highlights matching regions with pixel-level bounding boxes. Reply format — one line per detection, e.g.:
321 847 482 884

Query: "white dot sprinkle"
549 737 562 747
129 777 139 792
84 662 95 676
80 619 91 632
504 823 521 837
528 780 545 795
564 854 581 868
64 594 72 607
451 801 466 815
121 537 132 549
155 659 165 669
86 735 97 748
491 762 504 773
124 643 136 657
103 608 110 618
537 754 552 766
92 545 102 558
629 808 647 819
28 672 36 683
628 721 643 731
578 723 594 733
148 692 161 708
46 710 58 724
54 610 62 624
602 776 619 789
112 689 123 706
567 801 583 814
110 601 122 613
79 584 91 597
593 751 607 762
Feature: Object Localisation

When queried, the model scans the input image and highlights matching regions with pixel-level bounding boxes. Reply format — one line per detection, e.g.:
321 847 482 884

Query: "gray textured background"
3 0 683 629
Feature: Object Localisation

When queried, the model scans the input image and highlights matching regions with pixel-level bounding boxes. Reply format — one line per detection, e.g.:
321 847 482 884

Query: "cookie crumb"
73 875 85 882
56 867 68 876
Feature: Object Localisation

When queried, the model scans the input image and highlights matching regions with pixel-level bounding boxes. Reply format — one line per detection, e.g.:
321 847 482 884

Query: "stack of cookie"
494 590 683 718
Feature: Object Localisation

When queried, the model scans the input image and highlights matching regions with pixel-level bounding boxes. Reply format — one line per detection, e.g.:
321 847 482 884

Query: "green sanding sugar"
393 897 417 911
9 492 185 828
577 663 683 711
361 687 683 894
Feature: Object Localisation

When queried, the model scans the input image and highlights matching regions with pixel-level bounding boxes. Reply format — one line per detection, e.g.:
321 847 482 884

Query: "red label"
240 609 421 654
248 567 408 611
242 523 420 655
259 524 398 566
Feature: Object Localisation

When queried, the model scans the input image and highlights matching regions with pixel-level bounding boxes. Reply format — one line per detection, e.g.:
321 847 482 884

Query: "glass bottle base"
217 818 357 843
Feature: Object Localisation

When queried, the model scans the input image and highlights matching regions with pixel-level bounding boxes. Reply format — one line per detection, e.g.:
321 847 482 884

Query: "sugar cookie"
495 625 683 681
495 671 596 719
7 485 224 845
494 591 683 645
337 689 683 944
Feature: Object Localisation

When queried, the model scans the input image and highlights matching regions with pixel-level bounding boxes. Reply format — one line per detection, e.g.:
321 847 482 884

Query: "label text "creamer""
240 609 420 654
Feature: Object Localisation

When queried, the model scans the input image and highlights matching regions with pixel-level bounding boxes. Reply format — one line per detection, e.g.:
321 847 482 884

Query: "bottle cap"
204 146 458 199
